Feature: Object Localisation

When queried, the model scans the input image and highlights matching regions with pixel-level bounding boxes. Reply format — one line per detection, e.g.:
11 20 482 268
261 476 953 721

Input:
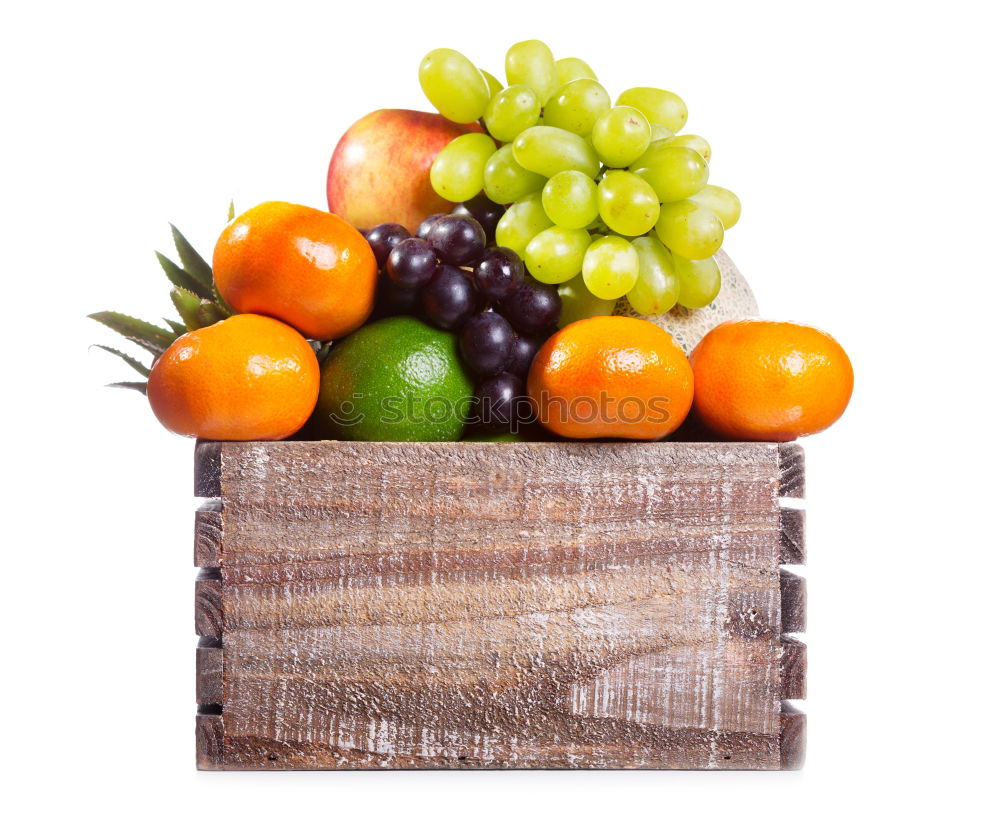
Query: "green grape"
494 192 553 258
674 253 721 309
430 133 498 202
650 124 675 141
505 39 558 105
558 275 615 326
481 69 503 98
631 144 708 202
524 226 591 284
655 200 724 260
541 79 611 136
590 106 651 168
512 125 600 178
616 87 688 132
582 235 640 300
483 144 547 205
555 57 598 85
628 236 680 315
669 134 711 163
690 184 741 229
484 85 541 142
597 171 660 237
419 48 491 124
542 170 599 229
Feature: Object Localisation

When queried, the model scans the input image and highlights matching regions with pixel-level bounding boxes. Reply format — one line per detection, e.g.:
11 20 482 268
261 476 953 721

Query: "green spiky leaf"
228 200 235 222
156 251 213 300
88 312 177 355
108 381 148 394
169 224 214 290
196 300 228 328
164 319 187 336
91 344 151 377
170 287 204 331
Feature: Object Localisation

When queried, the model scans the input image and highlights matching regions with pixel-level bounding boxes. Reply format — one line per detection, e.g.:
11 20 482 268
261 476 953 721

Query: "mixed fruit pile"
91 40 853 445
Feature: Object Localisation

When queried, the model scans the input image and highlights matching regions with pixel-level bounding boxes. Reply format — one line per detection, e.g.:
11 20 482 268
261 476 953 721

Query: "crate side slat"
196 713 225 770
196 645 223 706
778 443 805 498
195 578 223 638
779 702 806 770
780 636 806 699
779 507 806 564
210 441 785 565
194 503 223 567
780 569 807 633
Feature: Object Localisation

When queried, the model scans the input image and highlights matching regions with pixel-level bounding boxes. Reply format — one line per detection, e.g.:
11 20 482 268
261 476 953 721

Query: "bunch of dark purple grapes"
364 196 561 432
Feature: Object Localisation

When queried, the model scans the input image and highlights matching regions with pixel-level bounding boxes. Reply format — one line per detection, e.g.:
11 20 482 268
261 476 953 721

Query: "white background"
3 1 998 821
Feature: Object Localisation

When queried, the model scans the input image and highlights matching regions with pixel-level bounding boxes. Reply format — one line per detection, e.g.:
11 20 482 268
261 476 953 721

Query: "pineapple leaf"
211 281 234 316
196 300 228 328
156 251 213 300
88 311 177 355
169 224 214 290
108 381 148 394
228 200 235 222
164 318 187 336
170 287 204 331
91 344 151 377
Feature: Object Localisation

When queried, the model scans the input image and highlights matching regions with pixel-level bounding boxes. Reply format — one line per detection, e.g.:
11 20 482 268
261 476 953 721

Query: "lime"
463 432 523 443
311 316 474 442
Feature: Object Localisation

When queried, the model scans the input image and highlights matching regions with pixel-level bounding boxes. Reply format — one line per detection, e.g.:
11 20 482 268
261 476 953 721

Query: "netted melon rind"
613 248 759 355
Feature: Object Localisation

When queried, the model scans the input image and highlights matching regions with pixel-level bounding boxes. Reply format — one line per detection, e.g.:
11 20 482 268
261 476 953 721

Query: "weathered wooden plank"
778 443 805 498
780 569 807 633
197 643 223 707
217 725 780 770
196 440 806 770
779 506 806 564
207 441 785 566
779 702 806 770
780 636 806 699
194 440 221 497
194 502 222 567
196 713 225 770
195 576 223 637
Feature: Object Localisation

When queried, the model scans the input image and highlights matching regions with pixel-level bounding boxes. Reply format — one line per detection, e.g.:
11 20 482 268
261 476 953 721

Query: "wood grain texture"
195 441 807 770
196 713 224 770
195 576 223 638
779 507 806 564
194 502 222 567
197 644 223 706
779 702 806 770
780 569 807 633
780 636 806 699
778 444 805 498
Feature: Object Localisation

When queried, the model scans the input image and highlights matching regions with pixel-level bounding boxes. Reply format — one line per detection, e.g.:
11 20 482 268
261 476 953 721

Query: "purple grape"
365 222 411 269
506 335 542 379
421 265 477 330
426 215 487 266
416 213 447 240
374 276 420 318
452 196 504 242
474 372 530 430
386 237 439 288
501 282 562 334
459 312 515 376
473 247 525 300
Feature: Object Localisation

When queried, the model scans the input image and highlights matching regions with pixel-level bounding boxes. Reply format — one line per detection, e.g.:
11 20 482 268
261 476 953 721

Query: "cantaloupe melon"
613 249 758 355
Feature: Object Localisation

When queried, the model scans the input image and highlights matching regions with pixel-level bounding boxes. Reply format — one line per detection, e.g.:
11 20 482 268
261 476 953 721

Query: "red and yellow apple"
327 109 482 233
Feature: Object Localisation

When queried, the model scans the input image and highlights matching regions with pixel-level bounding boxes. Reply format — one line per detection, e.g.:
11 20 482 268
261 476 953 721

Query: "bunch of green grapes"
418 40 741 324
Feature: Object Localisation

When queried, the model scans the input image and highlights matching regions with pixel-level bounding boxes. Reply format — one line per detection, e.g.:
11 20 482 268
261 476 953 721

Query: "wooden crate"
194 440 806 770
